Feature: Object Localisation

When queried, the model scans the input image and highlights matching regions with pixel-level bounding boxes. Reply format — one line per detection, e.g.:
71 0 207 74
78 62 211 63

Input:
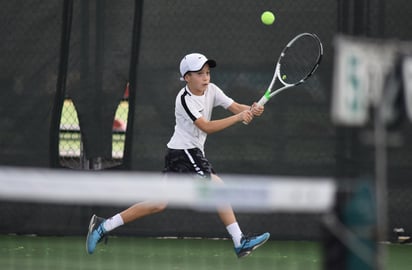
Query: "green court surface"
1 235 321 270
1 235 411 270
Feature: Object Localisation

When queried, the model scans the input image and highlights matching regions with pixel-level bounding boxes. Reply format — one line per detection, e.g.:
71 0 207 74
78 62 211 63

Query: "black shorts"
163 148 216 179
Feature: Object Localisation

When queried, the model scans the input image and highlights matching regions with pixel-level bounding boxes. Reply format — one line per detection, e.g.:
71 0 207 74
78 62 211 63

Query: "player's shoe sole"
234 232 270 258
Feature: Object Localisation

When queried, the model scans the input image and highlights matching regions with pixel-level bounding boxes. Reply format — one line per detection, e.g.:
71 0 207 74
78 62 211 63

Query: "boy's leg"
212 175 243 245
120 201 168 223
211 174 270 258
86 201 167 254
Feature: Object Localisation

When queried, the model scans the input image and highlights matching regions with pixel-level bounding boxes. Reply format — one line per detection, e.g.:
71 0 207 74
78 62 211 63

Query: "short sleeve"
210 83 234 109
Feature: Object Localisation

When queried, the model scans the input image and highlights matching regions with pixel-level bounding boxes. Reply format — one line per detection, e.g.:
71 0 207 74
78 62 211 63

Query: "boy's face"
185 64 211 94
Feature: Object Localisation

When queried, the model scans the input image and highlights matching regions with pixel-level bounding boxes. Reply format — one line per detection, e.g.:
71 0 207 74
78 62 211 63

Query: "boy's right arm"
194 111 253 134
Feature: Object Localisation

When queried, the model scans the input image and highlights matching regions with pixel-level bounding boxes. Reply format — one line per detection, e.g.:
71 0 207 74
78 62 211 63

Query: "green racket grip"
257 89 271 106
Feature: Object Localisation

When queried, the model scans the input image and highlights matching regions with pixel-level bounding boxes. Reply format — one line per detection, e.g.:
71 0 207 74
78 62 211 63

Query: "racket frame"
257 32 323 106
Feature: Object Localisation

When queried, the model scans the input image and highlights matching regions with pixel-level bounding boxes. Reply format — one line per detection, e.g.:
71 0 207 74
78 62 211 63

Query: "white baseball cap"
179 53 216 81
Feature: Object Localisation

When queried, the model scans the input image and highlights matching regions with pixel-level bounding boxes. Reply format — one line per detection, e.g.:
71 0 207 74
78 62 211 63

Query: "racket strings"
279 35 322 85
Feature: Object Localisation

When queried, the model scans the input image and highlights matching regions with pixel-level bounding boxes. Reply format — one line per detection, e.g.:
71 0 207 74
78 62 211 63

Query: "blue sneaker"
86 214 107 254
234 232 270 258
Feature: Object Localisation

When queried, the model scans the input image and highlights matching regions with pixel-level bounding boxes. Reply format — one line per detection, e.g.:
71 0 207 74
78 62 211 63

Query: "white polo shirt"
167 83 234 153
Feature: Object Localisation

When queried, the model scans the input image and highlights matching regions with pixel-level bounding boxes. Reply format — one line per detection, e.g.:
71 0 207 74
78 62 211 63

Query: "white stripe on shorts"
183 149 205 176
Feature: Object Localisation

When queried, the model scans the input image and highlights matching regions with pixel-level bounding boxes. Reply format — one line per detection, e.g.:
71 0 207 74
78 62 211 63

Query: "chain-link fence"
59 83 129 169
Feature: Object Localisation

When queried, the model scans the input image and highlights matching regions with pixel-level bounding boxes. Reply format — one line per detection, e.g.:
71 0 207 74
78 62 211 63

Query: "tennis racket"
256 32 323 106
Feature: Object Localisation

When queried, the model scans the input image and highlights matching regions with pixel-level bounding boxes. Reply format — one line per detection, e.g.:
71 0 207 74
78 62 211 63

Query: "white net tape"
0 166 336 213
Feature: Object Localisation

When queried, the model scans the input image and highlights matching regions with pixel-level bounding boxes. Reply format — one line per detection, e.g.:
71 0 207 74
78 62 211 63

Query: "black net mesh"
0 1 62 166
0 0 411 243
61 0 135 168
132 0 337 176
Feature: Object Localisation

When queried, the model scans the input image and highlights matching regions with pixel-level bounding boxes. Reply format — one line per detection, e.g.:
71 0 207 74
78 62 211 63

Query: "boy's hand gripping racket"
245 33 323 124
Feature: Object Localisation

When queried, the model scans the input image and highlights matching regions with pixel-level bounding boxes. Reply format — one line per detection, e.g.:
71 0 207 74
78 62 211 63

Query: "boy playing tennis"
86 53 270 258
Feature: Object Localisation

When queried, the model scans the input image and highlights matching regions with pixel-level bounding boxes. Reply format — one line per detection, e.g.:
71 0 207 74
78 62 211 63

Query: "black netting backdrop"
132 0 337 176
0 1 62 166
0 0 412 240
65 0 134 160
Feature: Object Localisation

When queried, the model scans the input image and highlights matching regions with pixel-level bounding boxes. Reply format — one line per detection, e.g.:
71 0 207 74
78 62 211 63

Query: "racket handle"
242 106 253 125
257 95 269 106
242 94 269 125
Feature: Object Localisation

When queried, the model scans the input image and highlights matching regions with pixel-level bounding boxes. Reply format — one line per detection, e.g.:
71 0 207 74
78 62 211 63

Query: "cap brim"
206 59 216 68
180 58 217 81
193 59 216 72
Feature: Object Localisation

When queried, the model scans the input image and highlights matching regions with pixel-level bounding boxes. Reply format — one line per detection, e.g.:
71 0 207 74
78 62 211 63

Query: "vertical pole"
50 0 73 168
374 96 387 270
123 0 145 169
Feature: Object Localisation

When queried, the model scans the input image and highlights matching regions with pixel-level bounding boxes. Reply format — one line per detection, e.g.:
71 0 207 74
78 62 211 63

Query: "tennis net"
0 166 376 270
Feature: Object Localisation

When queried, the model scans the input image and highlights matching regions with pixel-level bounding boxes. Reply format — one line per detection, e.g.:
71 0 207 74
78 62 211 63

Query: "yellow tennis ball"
261 11 275 25
282 75 287 80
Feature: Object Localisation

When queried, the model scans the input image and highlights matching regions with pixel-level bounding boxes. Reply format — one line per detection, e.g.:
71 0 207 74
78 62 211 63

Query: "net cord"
0 166 336 213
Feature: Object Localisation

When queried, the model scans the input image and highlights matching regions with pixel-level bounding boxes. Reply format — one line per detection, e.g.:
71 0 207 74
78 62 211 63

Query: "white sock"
226 222 243 247
102 214 124 232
